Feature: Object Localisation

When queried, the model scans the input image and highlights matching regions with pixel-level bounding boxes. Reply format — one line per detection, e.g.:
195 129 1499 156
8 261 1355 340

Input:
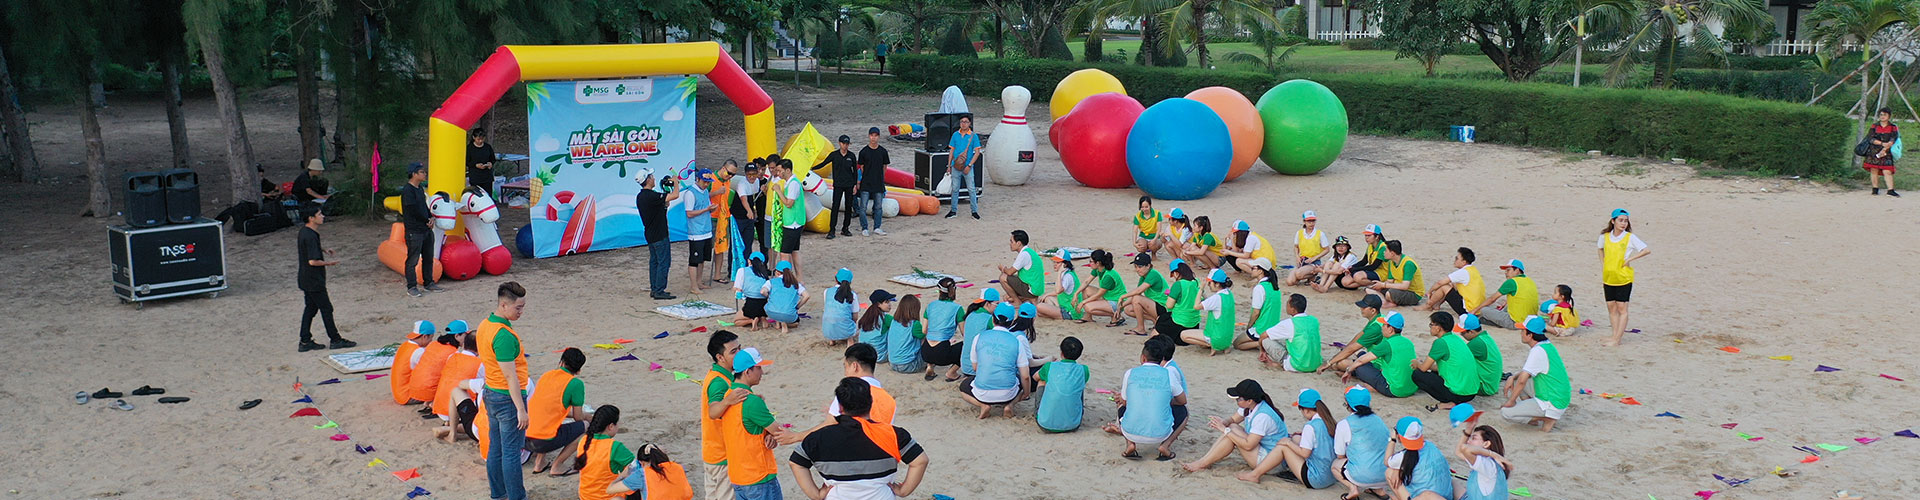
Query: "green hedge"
892 55 1852 177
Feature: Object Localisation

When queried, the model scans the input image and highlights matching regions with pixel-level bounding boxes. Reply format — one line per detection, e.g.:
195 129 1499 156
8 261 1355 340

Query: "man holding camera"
637 168 683 300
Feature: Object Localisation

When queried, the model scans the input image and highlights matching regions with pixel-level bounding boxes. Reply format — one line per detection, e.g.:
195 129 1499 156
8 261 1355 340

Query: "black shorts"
1218 255 1237 269
525 420 585 453
1604 283 1633 302
779 226 801 253
1336 273 1363 290
1171 404 1189 428
924 340 963 366
455 399 479 441
743 297 768 318
1443 289 1467 315
688 238 713 265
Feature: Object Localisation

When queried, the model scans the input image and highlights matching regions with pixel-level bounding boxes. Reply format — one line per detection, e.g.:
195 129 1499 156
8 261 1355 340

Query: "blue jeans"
733 479 784 500
858 192 884 230
948 166 979 214
483 390 526 500
648 240 671 294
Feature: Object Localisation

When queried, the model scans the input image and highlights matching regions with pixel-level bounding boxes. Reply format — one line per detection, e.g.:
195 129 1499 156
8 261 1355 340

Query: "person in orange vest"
780 343 897 446
788 377 929 500
576 405 696 500
527 347 590 477
701 330 746 500
478 282 531 500
390 321 435 405
431 327 483 444
407 321 463 412
721 347 789 500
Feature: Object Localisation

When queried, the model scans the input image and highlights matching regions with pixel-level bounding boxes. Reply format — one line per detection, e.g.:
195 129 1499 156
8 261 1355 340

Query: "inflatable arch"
388 42 777 234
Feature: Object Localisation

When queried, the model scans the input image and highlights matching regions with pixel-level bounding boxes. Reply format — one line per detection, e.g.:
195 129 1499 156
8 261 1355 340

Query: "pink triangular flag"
1694 491 1716 500
329 434 351 441
648 362 663 371
1855 437 1880 445
1880 373 1905 381
1720 423 1738 429
365 374 387 380
370 142 382 190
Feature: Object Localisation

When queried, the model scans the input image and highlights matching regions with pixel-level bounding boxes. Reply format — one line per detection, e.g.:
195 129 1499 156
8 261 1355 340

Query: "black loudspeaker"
162 169 200 223
923 112 972 151
124 172 167 228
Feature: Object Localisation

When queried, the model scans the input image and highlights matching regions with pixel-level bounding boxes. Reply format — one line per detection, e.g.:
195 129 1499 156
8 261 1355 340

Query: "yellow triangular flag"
367 458 386 468
593 343 622 350
1768 355 1793 361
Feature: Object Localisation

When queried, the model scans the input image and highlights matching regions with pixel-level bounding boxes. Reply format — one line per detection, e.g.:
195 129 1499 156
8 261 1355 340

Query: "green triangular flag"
1737 432 1755 439
717 320 736 327
314 420 338 429
672 371 691 381
1510 487 1534 497
1816 443 1849 452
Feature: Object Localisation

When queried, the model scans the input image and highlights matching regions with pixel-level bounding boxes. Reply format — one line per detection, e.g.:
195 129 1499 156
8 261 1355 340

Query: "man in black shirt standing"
788 377 929 499
400 162 442 297
855 127 892 236
730 160 765 255
466 128 496 194
635 168 682 300
297 206 356 352
813 135 858 239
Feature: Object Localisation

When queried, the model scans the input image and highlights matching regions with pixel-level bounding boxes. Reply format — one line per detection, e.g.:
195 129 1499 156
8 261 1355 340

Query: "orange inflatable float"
378 223 443 284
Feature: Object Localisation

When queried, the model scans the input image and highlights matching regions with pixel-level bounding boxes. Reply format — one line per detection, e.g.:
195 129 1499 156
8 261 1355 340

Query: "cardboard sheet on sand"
888 270 968 289
655 301 738 320
322 345 399 374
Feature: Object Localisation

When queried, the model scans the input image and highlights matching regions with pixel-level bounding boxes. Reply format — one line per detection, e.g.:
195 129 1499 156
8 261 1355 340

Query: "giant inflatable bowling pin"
984 85 1039 186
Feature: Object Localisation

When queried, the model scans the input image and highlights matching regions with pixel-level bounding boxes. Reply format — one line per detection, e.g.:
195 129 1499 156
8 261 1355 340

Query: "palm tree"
1162 0 1278 68
1222 17 1302 72
1600 0 1769 88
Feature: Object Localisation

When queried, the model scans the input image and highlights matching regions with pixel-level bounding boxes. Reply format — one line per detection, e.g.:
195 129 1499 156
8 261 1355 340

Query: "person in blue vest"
1178 379 1286 477
730 252 772 330
885 295 926 374
821 268 859 346
760 261 810 334
1385 416 1453 500
1241 388 1339 488
958 288 1003 378
856 289 897 361
922 278 968 381
1333 386 1392 500
1034 336 1089 433
1450 425 1512 500
958 303 1032 419
1102 335 1185 461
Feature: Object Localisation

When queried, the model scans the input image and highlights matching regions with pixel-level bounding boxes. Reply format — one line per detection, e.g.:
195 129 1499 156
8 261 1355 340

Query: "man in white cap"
635 168 682 300
292 158 327 204
1501 316 1570 432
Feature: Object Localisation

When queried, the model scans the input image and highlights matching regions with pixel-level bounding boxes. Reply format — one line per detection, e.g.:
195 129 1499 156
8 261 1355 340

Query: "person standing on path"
1598 209 1650 347
814 135 859 238
400 162 442 297
479 282 531 500
466 128 496 194
946 116 982 219
682 169 718 296
296 206 355 352
1864 107 1901 197
856 128 891 236
636 168 683 300
875 40 889 74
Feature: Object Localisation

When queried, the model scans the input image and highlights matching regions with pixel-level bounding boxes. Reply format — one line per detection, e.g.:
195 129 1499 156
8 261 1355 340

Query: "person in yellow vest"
789 378 930 500
1408 312 1478 412
1222 220 1278 278
1132 196 1165 259
702 329 746 500
1420 247 1484 316
1285 211 1333 286
390 321 435 405
722 347 789 500
781 343 898 446
1340 224 1388 289
1367 241 1425 309
1470 259 1538 330
527 347 590 477
1597 209 1651 347
478 281 530 500
1540 285 1582 336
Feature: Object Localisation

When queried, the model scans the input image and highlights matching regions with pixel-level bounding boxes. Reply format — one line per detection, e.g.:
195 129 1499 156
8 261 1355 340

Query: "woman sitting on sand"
1312 237 1361 293
923 278 967 381
886 295 927 374
821 268 859 345
1158 260 1202 343
1076 250 1128 328
1179 379 1286 477
1223 220 1278 278
1159 208 1192 260
1179 268 1237 356
856 289 897 361
1445 425 1511 500
1035 250 1082 321
958 288 999 378
1240 388 1339 489
1541 284 1580 336
1334 386 1393 500
1118 253 1170 336
731 252 772 329
759 261 810 334
1386 416 1453 500
1182 216 1224 270
1132 196 1165 258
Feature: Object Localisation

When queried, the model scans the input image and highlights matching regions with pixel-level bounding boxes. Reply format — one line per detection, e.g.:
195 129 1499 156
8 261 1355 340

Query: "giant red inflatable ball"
1050 92 1145 189
440 238 482 280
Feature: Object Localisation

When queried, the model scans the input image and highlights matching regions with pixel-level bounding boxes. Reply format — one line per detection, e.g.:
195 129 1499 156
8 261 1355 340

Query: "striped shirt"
789 416 924 482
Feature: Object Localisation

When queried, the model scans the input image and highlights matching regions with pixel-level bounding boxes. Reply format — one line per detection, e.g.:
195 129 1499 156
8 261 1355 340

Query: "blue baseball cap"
1344 385 1372 408
1209 268 1229 283
731 347 771 374
1611 208 1629 219
1169 208 1186 219
411 320 436 338
993 303 1017 321
775 260 793 272
1524 315 1547 334
1500 259 1525 272
1449 403 1482 428
1378 311 1405 330
750 251 765 262
1297 388 1323 409
1234 220 1250 231
836 268 852 282
1395 416 1427 450
1460 313 1481 331
445 320 472 334
1018 302 1037 319
1167 258 1186 271
1539 300 1558 315
696 169 716 182
1363 224 1381 235
979 288 1001 303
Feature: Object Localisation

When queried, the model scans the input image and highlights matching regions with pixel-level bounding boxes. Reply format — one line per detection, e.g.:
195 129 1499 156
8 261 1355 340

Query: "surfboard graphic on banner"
526 76 698 258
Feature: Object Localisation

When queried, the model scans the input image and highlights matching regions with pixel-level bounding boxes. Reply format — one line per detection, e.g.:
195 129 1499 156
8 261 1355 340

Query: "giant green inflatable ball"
1255 80 1349 175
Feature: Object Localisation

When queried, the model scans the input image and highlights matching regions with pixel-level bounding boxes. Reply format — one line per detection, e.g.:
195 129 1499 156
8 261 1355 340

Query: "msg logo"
159 243 197 257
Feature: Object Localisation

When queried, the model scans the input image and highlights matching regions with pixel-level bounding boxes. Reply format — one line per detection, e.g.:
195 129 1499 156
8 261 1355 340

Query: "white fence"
1314 31 1381 42
1761 40 1859 56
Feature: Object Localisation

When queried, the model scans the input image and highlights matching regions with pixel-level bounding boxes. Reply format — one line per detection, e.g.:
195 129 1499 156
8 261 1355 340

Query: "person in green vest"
1178 268 1237 355
1409 312 1478 411
1320 294 1385 375
1458 314 1504 397
1471 259 1538 330
1074 250 1129 328
1501 316 1571 432
1034 250 1084 321
1251 293 1322 372
1338 311 1417 398
996 230 1046 307
1238 258 1284 345
1118 253 1170 336
1155 261 1202 341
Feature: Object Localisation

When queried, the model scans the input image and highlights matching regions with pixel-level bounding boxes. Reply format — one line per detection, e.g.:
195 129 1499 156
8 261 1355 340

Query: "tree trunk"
994 14 1005 58
198 25 260 206
1193 6 1210 68
80 62 111 217
296 38 322 164
162 47 191 170
0 41 40 182
1140 17 1160 66
1652 34 1676 88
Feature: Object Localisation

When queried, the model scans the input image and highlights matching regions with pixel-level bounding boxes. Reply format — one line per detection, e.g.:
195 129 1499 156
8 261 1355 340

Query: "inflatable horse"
377 192 460 283
456 190 513 275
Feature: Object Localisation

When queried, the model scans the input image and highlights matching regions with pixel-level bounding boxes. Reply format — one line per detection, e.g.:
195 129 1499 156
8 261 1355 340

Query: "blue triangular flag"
354 444 374 454
291 395 313 404
653 331 671 339
316 378 341 385
1655 412 1682 419
1815 365 1841 372
1896 429 1918 438
611 354 638 362
405 486 432 498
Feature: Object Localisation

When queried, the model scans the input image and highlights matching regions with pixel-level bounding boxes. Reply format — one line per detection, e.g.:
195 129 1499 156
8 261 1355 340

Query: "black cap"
868 289 897 304
407 162 427 175
838 135 852 144
868 126 883 135
1226 379 1266 400
1355 294 1382 310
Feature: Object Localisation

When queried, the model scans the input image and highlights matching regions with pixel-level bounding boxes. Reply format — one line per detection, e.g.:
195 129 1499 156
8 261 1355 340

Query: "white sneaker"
873 229 887 236
862 229 871 236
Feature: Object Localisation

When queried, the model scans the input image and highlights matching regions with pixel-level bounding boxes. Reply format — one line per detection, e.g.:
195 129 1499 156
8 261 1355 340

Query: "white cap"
1302 210 1318 220
1251 257 1272 270
633 168 656 183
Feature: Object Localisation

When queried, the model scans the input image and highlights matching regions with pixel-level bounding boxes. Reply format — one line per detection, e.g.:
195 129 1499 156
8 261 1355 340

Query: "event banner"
526 77 696 258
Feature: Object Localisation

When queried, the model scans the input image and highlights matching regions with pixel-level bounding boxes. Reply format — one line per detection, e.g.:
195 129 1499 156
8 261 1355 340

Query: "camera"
661 176 677 189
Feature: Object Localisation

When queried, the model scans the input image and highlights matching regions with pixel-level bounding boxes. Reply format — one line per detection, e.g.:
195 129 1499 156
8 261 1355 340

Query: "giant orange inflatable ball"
440 238 482 281
1050 92 1145 189
1184 87 1264 182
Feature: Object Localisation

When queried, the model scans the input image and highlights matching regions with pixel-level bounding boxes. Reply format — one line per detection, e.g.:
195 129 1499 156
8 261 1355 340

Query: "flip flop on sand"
1122 450 1143 460
238 399 262 410
131 385 166 396
91 388 123 399
1155 452 1177 462
157 397 189 404
551 468 578 477
75 391 91 405
110 400 134 411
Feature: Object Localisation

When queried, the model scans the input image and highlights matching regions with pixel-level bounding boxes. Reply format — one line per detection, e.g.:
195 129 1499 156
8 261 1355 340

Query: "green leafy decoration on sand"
910 267 942 280
679 300 722 310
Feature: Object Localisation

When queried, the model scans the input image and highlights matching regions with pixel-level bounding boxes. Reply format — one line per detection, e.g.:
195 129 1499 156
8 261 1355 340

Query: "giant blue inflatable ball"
1255 79 1349 175
514 224 534 259
1125 98 1232 201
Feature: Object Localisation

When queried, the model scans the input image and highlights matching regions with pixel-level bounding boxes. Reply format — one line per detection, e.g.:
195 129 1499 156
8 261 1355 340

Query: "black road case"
912 149 985 203
110 217 228 305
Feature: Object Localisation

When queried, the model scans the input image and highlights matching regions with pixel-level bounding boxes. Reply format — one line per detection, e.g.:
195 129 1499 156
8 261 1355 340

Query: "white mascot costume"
458 190 513 275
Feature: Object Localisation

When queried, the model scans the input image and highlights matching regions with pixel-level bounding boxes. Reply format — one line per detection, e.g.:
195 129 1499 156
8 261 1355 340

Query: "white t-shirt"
1164 360 1187 397
1472 455 1503 496
970 329 1033 403
1522 342 1567 418
734 178 760 197
1012 248 1032 271
827 376 883 416
733 268 754 292
1059 271 1079 295
1244 235 1264 255
1387 450 1406 469
1263 313 1304 341
1249 281 1269 304
760 280 808 296
1333 419 1354 456
1298 415 1323 450
1449 265 1477 285
409 344 426 368
1201 290 1228 312
1595 232 1648 255
1242 406 1281 443
1330 252 1361 270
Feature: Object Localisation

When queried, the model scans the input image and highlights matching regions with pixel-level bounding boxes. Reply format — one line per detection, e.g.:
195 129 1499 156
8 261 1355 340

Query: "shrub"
938 22 977 57
1341 38 1380 51
891 55 1852 177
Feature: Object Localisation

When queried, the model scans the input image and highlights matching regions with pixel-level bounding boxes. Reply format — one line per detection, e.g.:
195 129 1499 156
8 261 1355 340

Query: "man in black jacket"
855 128 891 236
813 135 858 239
400 162 442 297
636 168 682 300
